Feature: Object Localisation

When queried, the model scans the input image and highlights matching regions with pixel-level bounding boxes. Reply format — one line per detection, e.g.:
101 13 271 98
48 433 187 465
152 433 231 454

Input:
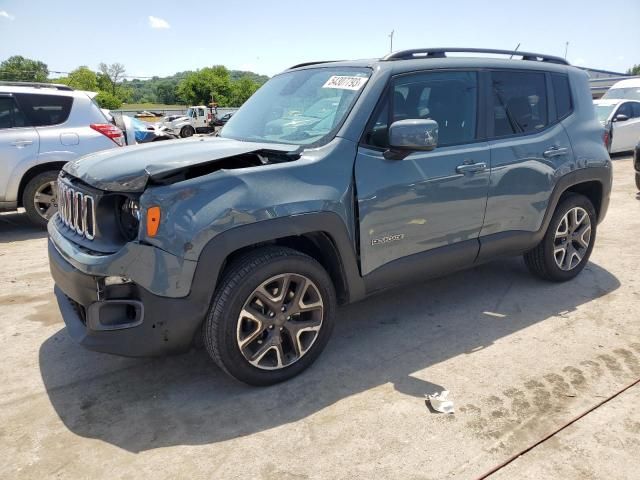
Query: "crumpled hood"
63 136 299 192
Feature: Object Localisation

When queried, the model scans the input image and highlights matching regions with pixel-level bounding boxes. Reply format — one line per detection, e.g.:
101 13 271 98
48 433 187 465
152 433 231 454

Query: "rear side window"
551 73 572 119
0 96 29 128
15 93 73 126
491 70 548 137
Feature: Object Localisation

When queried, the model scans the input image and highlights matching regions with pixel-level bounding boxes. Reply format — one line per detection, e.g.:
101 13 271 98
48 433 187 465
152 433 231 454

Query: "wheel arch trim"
190 212 365 308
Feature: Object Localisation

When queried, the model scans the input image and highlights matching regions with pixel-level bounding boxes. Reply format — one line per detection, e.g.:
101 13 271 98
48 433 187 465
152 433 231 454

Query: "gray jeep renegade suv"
48 48 612 385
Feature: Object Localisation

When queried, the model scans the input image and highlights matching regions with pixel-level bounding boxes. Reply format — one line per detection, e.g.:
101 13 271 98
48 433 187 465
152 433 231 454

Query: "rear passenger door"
355 70 491 276
0 95 39 203
15 93 74 163
478 70 574 257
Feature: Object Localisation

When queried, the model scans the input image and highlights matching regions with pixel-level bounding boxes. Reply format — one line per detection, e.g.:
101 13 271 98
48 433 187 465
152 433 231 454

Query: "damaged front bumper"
48 221 204 356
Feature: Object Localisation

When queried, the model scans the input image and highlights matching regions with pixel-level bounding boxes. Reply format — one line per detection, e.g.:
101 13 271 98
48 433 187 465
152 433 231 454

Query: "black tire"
204 246 336 386
524 193 597 282
22 170 60 228
635 173 640 191
180 125 195 138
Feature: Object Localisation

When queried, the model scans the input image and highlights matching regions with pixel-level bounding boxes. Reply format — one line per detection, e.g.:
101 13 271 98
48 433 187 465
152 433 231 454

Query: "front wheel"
204 246 336 386
524 193 597 282
635 173 640 191
180 125 195 138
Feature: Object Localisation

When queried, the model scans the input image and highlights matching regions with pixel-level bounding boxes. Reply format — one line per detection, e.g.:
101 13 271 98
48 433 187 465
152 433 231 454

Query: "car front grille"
57 180 96 240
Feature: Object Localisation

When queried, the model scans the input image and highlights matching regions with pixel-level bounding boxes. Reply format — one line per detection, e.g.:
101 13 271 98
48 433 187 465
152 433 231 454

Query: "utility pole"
564 41 569 60
388 30 394 54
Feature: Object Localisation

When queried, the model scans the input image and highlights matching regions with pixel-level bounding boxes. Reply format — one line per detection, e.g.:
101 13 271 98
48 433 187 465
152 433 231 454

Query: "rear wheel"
22 170 59 227
180 125 195 138
635 173 640 191
204 246 336 386
524 193 596 282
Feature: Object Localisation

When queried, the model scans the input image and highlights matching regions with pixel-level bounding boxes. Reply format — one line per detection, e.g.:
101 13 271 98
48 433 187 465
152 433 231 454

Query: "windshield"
220 67 371 145
603 87 640 100
594 104 616 123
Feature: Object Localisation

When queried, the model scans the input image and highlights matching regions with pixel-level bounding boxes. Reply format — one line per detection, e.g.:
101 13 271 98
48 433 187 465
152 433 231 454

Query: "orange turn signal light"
146 206 161 237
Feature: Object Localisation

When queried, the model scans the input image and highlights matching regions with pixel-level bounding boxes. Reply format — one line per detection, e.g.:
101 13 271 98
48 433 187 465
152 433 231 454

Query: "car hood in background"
63 136 300 192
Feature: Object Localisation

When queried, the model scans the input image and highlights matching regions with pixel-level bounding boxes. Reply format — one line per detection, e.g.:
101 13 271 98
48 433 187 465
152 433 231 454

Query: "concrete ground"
1 155 639 480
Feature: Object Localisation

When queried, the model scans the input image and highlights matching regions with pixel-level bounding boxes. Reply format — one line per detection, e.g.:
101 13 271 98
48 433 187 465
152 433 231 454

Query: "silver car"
0 82 124 226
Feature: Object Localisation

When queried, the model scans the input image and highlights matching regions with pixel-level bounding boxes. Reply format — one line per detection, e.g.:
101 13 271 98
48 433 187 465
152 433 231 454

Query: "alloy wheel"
236 273 324 370
553 206 592 271
33 180 58 221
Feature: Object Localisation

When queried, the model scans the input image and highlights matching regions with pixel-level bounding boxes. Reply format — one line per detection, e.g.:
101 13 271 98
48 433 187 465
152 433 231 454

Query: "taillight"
91 123 125 147
207 113 212 121
603 129 610 148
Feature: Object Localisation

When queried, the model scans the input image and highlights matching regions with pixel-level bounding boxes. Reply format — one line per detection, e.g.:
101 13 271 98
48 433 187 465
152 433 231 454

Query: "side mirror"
386 119 438 159
613 113 629 122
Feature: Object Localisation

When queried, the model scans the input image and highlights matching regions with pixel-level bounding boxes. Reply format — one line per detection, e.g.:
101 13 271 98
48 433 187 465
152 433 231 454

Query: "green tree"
177 66 233 106
94 91 122 109
0 55 49 82
230 76 260 106
98 62 126 95
155 81 179 104
58 66 98 91
626 64 640 75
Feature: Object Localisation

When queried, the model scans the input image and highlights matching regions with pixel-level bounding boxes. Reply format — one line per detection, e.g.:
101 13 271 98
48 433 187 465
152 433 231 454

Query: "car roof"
593 99 623 106
594 98 640 106
0 84 90 98
609 78 640 88
287 56 575 77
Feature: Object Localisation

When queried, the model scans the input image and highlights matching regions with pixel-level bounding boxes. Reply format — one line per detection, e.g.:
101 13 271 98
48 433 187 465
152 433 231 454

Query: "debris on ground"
426 390 455 414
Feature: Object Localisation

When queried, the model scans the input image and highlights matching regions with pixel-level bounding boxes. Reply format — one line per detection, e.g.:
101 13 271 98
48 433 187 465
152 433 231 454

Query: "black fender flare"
188 212 365 311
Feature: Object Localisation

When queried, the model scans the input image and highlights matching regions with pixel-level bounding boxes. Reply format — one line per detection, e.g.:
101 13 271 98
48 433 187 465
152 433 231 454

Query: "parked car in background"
49 48 611 386
634 141 640 190
0 82 124 226
602 78 640 101
594 99 640 154
104 111 179 144
162 105 216 137
212 112 233 126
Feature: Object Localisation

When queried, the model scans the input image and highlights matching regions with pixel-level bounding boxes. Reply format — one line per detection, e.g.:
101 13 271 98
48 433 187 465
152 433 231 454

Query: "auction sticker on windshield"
322 76 368 90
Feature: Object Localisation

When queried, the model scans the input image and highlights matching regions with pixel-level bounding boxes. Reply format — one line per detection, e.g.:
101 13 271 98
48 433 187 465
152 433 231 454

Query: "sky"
0 0 638 79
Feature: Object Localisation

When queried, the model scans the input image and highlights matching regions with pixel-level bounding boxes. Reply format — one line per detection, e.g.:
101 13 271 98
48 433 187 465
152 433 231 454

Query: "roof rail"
288 60 341 70
0 81 74 91
382 48 569 65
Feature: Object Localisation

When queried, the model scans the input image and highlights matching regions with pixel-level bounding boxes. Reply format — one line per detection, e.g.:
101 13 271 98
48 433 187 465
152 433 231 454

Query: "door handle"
456 162 487 174
11 140 34 147
543 146 568 158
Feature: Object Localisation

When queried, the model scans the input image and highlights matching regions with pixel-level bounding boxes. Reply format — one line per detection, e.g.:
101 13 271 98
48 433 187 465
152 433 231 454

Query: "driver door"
355 70 490 278
611 102 640 152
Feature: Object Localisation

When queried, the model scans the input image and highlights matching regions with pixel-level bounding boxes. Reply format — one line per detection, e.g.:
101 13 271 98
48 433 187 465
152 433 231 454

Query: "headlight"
118 198 141 241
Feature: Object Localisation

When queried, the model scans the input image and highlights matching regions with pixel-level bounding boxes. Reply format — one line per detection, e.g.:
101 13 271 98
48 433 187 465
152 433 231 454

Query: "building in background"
580 67 636 99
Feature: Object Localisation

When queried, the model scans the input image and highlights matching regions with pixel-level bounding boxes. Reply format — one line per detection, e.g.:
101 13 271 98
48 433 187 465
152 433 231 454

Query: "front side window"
616 102 633 118
220 67 371 146
365 71 478 148
0 96 28 129
15 93 73 127
631 103 640 118
492 70 548 137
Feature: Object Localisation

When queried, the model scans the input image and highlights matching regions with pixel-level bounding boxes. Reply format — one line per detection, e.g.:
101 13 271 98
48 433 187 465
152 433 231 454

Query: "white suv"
0 82 124 226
